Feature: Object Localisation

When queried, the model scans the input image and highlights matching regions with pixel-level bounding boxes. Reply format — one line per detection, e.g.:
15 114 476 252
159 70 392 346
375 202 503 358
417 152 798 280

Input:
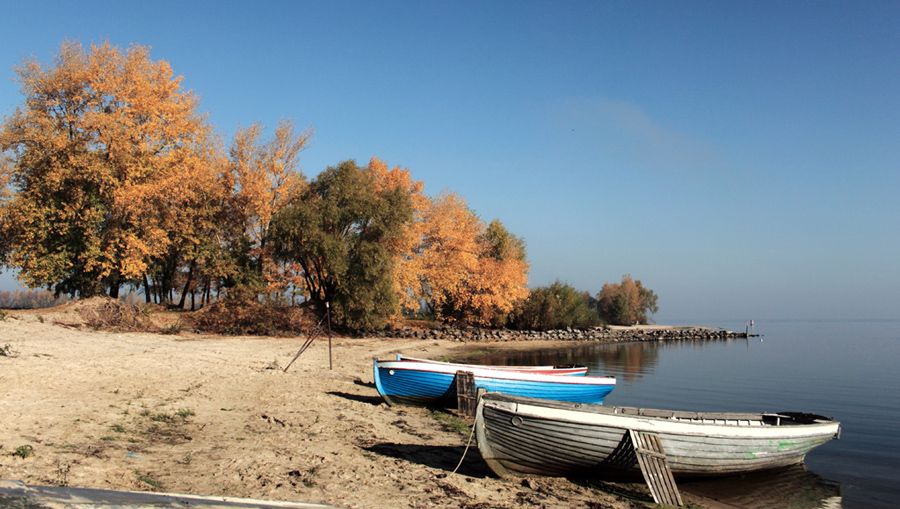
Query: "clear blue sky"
1 1 898 322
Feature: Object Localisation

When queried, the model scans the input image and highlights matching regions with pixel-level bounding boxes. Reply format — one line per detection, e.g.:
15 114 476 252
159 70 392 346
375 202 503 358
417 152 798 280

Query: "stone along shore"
377 325 752 342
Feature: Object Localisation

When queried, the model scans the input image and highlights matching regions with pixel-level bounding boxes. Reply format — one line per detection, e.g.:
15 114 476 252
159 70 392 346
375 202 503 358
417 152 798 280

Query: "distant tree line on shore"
509 275 658 329
0 40 658 332
0 289 69 310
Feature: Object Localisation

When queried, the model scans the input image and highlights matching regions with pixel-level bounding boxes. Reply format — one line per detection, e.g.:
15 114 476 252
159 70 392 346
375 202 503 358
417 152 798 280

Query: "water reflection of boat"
475 393 841 478
679 464 842 508
373 355 615 407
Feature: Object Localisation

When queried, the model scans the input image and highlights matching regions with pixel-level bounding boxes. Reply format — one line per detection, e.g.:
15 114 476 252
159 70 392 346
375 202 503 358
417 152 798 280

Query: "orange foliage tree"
0 40 220 298
223 119 312 296
411 191 529 326
368 156 427 316
595 275 659 325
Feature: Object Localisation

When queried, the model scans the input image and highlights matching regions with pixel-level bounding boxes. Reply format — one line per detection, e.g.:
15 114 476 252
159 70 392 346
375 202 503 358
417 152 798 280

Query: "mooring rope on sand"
450 422 477 475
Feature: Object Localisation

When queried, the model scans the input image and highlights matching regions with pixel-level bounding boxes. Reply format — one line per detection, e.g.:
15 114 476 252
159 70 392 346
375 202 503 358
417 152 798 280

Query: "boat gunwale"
396 355 588 373
480 393 840 440
375 360 615 385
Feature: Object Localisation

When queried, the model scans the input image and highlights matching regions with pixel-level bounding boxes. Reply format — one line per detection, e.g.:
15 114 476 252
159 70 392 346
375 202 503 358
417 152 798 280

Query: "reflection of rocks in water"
456 337 744 382
461 342 662 382
593 342 659 382
679 464 842 509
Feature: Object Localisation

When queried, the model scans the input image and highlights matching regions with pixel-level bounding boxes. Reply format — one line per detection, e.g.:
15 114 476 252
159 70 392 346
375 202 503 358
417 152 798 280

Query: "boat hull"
475 393 840 479
373 358 614 407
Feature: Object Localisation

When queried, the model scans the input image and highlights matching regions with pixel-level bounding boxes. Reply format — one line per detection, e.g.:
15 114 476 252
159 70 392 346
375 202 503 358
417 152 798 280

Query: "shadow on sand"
327 391 384 406
364 443 493 479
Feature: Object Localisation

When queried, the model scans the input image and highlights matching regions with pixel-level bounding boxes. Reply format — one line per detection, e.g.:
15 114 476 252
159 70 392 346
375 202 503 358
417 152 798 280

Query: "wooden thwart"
629 430 683 507
456 371 478 418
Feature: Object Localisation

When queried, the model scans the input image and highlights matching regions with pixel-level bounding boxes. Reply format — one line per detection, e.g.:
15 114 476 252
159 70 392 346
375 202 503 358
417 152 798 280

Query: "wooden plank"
456 371 477 418
630 430 683 507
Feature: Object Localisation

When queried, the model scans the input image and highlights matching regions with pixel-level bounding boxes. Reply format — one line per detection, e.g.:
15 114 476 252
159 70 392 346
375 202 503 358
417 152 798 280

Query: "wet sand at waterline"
0 304 722 508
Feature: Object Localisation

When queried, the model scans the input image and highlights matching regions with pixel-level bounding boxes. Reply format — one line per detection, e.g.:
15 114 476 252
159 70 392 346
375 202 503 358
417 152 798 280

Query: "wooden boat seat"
611 406 765 424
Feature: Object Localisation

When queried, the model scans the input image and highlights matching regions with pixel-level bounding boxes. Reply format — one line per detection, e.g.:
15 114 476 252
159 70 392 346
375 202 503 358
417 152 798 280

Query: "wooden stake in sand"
282 304 332 372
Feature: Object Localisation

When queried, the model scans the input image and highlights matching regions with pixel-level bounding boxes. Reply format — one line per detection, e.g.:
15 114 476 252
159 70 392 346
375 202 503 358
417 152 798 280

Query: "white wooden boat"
475 392 840 479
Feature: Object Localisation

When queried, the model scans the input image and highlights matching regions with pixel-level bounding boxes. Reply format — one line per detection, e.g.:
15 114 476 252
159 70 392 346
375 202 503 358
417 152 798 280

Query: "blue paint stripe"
374 363 614 406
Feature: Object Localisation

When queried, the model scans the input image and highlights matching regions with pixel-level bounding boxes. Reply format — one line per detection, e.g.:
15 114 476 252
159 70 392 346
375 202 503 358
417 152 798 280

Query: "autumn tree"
462 219 530 326
595 275 659 325
412 191 529 326
0 40 219 298
509 280 600 331
368 156 427 316
222 119 312 295
0 151 13 265
269 159 413 330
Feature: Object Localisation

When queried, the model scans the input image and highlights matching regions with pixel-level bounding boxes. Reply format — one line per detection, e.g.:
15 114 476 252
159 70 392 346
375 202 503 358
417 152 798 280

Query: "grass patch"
11 445 34 459
149 408 193 423
150 413 175 423
430 410 471 435
128 407 197 445
55 461 70 487
135 472 160 488
0 343 16 357
161 320 184 335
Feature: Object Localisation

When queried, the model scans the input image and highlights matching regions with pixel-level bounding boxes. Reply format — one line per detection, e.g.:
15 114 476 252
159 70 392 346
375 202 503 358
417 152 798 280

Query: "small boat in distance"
373 355 614 407
475 392 841 479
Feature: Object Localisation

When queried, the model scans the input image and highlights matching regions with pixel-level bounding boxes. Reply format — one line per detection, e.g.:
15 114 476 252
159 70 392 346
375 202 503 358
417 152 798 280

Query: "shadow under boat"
364 443 493 479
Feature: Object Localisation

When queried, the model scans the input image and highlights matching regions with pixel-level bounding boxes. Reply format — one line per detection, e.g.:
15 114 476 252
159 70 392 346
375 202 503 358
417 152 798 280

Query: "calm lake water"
468 319 900 508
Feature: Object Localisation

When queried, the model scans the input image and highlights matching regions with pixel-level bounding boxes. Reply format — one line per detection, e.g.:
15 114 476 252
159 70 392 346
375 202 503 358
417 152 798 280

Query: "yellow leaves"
229 120 311 245
0 39 220 293
2 40 528 314
225 119 312 289
403 190 529 326
596 275 657 325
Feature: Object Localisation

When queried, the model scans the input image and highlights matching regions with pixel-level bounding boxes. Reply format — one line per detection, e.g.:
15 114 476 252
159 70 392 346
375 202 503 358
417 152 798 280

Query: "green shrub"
508 280 600 331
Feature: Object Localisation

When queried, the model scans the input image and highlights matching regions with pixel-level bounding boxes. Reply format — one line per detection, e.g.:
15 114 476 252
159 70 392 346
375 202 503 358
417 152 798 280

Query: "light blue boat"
373 354 615 407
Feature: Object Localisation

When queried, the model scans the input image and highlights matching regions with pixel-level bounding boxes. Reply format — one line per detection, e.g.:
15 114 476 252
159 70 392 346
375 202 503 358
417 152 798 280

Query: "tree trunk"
177 260 196 310
143 275 152 303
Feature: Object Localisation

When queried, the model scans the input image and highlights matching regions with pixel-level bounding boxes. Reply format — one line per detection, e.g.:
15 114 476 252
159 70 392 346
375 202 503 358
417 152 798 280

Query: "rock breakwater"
375 326 749 343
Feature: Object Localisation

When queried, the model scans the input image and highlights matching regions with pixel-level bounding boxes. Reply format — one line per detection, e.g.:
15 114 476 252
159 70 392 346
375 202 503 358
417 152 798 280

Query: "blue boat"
373 355 616 407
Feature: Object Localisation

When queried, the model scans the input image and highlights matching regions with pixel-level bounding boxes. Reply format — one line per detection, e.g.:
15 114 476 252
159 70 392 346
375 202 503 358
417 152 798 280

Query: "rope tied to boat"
450 421 477 475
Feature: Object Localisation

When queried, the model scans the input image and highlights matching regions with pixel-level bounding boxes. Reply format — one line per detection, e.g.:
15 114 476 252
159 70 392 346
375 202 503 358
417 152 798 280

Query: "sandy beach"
0 303 716 508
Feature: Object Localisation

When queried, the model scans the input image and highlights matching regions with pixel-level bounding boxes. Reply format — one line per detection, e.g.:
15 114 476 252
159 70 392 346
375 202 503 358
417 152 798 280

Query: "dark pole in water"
326 302 333 370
